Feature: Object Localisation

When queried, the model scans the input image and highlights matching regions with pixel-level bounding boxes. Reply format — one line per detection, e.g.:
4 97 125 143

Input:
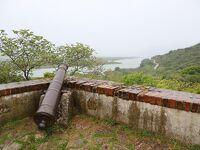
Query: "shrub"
43 72 55 78
122 72 157 86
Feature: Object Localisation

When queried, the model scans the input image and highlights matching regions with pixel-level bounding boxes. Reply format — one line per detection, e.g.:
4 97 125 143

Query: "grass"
0 115 200 150
0 117 25 128
57 141 68 150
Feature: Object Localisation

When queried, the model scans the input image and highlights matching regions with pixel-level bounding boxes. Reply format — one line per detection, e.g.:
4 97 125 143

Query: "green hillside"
138 43 200 82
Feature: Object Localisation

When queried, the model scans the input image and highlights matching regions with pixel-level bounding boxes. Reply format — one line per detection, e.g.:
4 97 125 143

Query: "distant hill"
153 43 200 71
137 43 200 82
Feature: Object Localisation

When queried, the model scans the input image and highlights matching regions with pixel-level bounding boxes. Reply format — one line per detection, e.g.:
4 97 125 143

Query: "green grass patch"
57 141 68 150
15 134 49 150
1 117 26 128
101 118 118 126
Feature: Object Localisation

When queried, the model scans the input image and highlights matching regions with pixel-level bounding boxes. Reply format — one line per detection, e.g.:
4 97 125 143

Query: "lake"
32 57 143 77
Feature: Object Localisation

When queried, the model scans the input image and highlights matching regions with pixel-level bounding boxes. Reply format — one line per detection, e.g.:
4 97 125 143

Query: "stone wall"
0 80 49 124
0 78 200 145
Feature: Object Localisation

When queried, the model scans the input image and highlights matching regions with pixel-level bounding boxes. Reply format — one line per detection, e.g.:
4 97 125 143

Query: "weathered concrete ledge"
0 78 200 145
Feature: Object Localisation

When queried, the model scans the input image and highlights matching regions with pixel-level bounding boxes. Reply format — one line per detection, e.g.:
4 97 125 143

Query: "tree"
0 29 57 80
180 65 200 82
58 43 96 75
0 61 23 83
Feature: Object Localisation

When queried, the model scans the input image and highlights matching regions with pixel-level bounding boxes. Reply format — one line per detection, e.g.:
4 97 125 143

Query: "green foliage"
104 70 125 82
43 72 55 78
57 141 68 150
122 72 200 94
181 66 200 75
122 72 157 86
114 67 120 71
140 59 154 67
0 29 57 80
0 29 101 83
101 118 117 126
154 43 200 72
58 43 96 75
15 134 49 150
2 117 25 127
179 66 200 82
0 61 24 84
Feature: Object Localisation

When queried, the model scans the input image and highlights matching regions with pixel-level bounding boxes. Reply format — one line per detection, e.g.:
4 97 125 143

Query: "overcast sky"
1 0 200 57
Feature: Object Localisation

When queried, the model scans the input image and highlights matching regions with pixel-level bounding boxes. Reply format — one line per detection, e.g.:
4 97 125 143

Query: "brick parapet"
1 78 200 113
64 77 200 113
0 80 50 97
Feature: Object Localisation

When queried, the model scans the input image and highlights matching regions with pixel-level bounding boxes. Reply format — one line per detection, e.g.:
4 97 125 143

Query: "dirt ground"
0 115 199 150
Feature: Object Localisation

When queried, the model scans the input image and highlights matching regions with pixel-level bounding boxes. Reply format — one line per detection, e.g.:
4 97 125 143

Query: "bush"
122 72 157 86
43 72 55 78
122 72 200 94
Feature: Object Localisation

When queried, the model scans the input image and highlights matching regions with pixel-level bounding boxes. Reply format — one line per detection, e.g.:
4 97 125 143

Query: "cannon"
34 64 68 129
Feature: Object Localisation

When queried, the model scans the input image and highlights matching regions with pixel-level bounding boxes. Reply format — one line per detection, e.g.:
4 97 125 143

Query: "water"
32 57 143 77
103 57 143 70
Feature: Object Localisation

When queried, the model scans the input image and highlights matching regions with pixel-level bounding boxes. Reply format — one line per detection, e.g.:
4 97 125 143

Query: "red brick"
11 88 20 95
96 85 119 96
191 103 199 113
162 98 169 107
97 85 106 94
184 102 191 112
4 89 11 96
155 97 163 106
129 92 137 100
21 86 28 93
0 90 3 96
137 92 145 102
30 85 35 91
149 97 156 105
128 89 142 101
143 95 151 103
169 99 176 109
176 101 184 110
105 86 118 96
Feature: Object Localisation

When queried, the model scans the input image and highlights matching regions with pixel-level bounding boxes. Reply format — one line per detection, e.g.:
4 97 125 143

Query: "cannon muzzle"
34 64 68 129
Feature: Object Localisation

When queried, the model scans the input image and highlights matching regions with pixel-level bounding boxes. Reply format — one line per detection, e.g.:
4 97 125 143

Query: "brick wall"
65 77 200 114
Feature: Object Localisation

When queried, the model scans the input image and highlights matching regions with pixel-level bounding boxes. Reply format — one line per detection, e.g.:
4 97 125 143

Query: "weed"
1 117 25 128
15 134 49 150
57 141 68 150
0 134 11 144
191 146 200 150
138 130 155 138
102 118 117 126
45 124 65 135
127 144 135 150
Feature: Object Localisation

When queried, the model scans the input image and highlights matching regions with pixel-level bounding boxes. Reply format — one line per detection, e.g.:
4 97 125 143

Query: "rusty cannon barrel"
34 64 68 129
